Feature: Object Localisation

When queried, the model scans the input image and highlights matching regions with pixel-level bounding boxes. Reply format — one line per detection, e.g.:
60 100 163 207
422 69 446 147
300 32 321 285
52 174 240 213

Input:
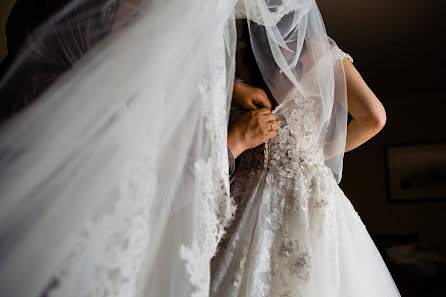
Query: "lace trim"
335 47 354 63
48 155 157 297
234 0 295 26
180 37 235 297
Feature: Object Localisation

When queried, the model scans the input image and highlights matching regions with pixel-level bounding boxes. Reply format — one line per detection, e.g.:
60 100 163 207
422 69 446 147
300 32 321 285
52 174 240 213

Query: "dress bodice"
268 94 326 172
219 47 352 253
232 46 352 175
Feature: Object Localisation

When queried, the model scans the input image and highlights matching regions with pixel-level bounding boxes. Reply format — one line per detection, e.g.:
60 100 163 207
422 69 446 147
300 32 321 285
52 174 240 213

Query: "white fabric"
234 0 349 182
0 0 237 296
211 52 400 297
0 0 399 296
209 1 400 296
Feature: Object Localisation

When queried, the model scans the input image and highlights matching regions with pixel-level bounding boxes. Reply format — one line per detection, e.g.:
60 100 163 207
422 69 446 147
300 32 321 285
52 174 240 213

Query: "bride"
0 0 399 297
210 2 400 297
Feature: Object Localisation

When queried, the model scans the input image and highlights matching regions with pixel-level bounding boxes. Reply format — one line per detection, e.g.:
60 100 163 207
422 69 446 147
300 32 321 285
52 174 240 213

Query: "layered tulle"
211 155 400 297
0 1 238 296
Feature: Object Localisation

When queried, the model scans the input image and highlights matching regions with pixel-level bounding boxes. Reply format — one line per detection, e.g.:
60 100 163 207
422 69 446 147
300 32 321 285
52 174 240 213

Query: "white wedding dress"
210 49 401 297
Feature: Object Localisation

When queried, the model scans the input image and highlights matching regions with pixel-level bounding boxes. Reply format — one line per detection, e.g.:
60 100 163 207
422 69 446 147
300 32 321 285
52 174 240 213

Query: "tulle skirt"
210 164 400 297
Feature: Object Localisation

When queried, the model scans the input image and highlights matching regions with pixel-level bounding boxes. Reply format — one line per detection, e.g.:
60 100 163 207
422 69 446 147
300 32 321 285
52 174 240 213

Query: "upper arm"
343 58 386 126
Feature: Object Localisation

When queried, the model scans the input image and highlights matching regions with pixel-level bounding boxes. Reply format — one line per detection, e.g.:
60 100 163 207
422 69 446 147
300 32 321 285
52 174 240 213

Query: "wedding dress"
210 1 401 296
211 47 400 297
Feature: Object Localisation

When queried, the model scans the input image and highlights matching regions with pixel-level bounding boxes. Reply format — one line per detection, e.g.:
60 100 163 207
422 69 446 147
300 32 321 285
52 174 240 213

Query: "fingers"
266 120 279 131
261 113 277 124
265 130 277 140
253 90 272 110
245 101 258 110
234 109 279 148
253 108 274 115
233 82 273 110
247 110 278 132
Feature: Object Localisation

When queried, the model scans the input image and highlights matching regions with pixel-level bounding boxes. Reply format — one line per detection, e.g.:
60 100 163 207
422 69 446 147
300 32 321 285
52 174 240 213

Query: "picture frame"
386 143 446 201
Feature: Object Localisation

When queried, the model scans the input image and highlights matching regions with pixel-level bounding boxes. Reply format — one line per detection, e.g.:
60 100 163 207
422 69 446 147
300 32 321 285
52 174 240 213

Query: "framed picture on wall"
386 143 446 201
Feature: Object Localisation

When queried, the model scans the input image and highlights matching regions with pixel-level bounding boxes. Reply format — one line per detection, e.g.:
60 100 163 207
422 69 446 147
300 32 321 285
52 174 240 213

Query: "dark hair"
235 20 264 86
236 15 307 106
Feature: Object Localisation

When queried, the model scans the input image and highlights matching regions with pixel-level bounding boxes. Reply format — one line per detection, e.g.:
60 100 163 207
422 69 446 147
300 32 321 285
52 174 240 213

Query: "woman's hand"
233 81 272 110
227 108 278 159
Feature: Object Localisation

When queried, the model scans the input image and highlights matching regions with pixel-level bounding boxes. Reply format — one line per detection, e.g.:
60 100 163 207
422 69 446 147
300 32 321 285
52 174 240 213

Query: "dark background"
316 0 446 253
1 0 446 296
319 1 446 295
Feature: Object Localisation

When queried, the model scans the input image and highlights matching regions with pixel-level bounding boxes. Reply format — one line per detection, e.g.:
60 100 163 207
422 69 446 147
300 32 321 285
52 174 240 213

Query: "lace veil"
0 0 237 296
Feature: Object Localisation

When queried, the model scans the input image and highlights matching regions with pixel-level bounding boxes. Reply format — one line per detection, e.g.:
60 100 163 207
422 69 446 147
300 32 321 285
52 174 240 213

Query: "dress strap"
334 47 354 63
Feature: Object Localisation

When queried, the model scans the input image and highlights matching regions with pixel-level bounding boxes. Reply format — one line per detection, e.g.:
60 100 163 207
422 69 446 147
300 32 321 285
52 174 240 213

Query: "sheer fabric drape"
0 1 237 296
236 0 348 182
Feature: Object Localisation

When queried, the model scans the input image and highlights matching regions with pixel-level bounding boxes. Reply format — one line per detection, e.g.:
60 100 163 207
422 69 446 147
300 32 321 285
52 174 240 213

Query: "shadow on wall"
0 0 16 61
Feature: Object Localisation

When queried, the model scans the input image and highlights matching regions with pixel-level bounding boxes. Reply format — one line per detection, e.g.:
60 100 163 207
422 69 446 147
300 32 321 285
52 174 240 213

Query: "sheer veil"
0 0 237 296
237 0 348 182
0 0 348 296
